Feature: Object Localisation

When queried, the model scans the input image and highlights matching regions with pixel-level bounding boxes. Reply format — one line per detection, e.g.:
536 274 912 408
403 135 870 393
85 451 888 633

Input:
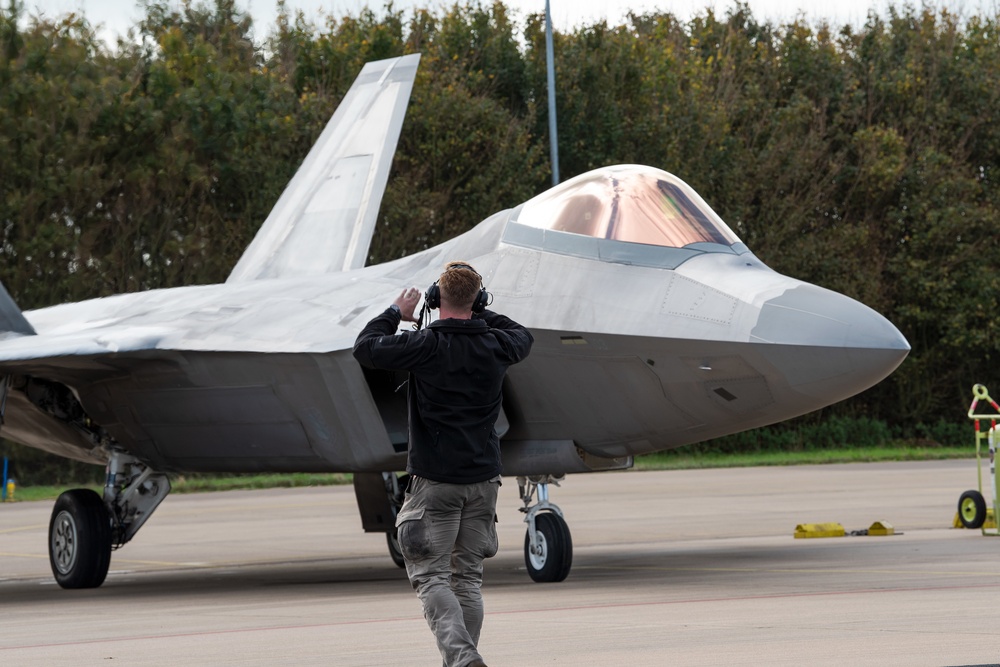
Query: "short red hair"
438 261 482 311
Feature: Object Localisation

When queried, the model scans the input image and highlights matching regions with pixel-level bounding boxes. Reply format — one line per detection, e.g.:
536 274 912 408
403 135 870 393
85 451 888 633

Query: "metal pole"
545 0 560 186
1 376 8 500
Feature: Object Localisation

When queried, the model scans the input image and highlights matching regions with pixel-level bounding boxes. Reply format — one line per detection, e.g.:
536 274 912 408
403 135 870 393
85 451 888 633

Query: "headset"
424 263 490 314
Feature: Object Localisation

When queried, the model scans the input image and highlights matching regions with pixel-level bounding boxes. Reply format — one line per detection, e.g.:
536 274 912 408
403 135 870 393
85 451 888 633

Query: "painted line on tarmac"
161 500 343 518
0 615 425 652
0 551 45 559
573 564 1000 578
487 580 1000 617
0 523 47 535
108 553 378 569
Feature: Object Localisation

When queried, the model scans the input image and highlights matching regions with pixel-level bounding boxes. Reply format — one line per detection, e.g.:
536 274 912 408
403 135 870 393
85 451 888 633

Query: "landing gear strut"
518 475 572 583
47 450 170 589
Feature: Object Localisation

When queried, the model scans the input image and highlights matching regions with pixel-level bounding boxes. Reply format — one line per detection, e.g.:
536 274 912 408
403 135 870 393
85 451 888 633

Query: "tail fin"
0 283 35 338
227 53 420 282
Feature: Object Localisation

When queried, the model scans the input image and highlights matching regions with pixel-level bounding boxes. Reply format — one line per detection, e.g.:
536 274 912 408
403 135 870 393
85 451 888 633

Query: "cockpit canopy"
504 165 747 268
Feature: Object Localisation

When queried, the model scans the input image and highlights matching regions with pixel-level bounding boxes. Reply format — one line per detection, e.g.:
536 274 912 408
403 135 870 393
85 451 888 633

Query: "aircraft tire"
958 489 987 529
48 489 112 589
524 512 572 583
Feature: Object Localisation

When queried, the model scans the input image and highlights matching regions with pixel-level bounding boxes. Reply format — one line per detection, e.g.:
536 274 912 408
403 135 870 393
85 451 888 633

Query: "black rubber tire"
958 489 988 529
524 512 573 583
48 489 112 589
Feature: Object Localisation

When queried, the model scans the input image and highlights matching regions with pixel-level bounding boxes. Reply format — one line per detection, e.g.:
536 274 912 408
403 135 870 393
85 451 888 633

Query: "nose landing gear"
518 475 572 582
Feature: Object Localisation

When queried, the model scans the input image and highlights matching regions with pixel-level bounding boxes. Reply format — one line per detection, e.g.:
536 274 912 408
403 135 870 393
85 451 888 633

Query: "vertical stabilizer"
227 54 420 282
0 283 36 338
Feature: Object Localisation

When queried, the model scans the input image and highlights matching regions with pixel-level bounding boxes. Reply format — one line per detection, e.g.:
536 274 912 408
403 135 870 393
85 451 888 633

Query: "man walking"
353 261 533 667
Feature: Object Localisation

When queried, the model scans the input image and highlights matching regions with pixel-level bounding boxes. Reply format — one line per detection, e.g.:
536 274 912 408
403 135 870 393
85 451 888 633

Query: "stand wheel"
958 490 988 529
524 512 572 583
49 489 113 589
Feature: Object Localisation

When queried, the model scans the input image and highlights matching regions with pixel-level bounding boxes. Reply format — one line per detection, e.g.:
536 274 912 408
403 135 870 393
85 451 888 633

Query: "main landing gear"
518 475 572 583
353 472 410 568
48 450 170 589
385 472 409 569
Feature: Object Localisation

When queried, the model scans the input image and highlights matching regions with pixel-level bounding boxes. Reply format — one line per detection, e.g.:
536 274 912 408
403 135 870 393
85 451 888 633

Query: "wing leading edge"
227 53 420 282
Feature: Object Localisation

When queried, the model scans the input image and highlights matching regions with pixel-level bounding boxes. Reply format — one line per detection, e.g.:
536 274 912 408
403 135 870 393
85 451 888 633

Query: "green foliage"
911 419 969 447
665 413 970 459
680 414 894 455
1 1 998 485
636 445 971 470
169 471 351 492
371 2 546 261
0 441 103 486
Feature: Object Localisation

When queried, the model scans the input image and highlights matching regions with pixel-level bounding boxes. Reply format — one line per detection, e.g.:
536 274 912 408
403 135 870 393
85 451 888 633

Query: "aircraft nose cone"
751 284 909 402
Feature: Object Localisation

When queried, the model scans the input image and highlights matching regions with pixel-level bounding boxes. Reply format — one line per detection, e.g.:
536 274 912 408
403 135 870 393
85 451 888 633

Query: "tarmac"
1 460 999 666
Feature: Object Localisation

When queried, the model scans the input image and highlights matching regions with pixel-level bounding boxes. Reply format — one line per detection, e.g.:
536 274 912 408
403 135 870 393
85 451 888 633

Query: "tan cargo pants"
395 475 501 667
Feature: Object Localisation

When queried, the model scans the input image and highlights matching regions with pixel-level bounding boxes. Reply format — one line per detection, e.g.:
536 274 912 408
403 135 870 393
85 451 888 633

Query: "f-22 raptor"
0 54 908 588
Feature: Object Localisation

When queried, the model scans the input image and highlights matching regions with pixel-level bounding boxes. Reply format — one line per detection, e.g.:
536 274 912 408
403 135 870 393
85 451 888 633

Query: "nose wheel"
519 476 572 582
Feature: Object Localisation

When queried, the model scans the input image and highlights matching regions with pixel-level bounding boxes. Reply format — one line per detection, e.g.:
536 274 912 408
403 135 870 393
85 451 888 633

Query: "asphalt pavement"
1 460 998 666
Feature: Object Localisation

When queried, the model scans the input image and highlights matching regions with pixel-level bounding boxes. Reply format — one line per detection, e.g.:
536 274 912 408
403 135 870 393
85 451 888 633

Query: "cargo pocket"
482 478 501 559
483 514 499 559
396 507 432 561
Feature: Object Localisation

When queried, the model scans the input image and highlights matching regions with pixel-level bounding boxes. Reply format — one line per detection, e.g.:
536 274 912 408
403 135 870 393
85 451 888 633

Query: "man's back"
353 309 532 483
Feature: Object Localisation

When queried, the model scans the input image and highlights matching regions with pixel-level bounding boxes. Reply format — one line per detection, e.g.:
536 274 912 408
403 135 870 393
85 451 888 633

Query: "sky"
21 0 994 44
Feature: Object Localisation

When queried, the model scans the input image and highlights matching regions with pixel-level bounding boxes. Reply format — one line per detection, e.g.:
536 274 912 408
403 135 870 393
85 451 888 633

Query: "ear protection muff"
425 282 442 310
471 287 489 313
425 264 490 313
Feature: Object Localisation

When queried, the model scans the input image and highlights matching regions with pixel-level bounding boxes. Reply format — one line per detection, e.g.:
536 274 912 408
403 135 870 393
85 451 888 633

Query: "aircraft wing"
0 282 36 338
226 53 420 282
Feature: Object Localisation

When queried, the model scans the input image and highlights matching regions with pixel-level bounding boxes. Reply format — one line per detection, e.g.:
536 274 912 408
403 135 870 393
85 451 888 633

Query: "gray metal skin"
0 56 908 582
0 198 909 475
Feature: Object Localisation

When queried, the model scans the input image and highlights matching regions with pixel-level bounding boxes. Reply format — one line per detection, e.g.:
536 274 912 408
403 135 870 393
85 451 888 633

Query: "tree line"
0 0 997 460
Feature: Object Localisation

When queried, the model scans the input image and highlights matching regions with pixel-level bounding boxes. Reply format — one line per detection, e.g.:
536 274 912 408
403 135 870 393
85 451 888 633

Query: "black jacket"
353 308 533 483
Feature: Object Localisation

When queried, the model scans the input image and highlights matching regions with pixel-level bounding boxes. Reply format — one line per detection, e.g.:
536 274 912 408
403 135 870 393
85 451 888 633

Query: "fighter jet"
0 54 909 589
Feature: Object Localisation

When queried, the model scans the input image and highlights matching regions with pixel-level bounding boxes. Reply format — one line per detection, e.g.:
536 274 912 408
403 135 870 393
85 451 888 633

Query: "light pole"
545 0 560 186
